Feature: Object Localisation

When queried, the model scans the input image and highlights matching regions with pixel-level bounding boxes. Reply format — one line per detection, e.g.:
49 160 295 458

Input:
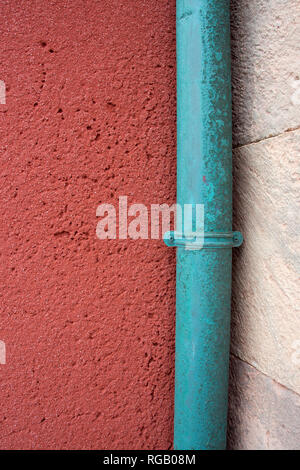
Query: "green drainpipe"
164 0 242 450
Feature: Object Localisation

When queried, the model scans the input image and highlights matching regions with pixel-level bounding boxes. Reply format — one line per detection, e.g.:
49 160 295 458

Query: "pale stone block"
231 129 300 394
228 356 300 450
231 0 300 147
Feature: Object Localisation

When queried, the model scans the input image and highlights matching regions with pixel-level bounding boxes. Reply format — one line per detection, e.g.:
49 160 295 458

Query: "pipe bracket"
164 231 243 250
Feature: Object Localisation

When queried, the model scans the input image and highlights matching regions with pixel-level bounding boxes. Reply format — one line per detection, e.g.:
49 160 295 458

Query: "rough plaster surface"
0 0 177 449
232 129 300 395
0 0 299 451
231 0 300 148
228 355 300 450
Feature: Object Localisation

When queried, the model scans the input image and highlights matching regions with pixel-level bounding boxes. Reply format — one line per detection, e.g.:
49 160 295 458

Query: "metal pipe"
165 0 242 450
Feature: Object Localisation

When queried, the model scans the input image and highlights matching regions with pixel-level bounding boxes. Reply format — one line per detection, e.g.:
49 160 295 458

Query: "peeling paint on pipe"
171 0 240 450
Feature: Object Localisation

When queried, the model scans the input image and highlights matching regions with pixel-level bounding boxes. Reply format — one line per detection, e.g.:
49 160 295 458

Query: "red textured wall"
0 0 176 449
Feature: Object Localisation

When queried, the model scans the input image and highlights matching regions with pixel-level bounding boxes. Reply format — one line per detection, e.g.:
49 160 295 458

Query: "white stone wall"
228 0 300 450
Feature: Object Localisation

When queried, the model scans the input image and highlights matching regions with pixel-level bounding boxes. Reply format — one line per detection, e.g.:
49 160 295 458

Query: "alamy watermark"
96 196 204 248
0 340 6 365
0 80 6 104
291 340 300 366
290 77 300 106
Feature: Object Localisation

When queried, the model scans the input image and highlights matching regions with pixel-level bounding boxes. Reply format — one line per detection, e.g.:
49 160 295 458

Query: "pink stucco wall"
0 0 177 449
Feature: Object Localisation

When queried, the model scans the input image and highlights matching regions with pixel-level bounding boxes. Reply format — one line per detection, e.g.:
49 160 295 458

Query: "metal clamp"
164 231 243 250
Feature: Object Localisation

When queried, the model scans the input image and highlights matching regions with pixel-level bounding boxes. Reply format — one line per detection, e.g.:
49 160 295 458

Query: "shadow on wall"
229 0 255 449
